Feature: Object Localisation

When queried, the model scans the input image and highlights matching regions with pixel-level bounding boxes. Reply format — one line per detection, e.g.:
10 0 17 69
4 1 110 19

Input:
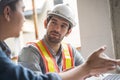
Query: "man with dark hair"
19 4 85 74
0 0 120 80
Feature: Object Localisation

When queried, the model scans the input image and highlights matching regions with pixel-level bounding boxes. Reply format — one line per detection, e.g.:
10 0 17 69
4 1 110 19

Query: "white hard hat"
47 4 76 27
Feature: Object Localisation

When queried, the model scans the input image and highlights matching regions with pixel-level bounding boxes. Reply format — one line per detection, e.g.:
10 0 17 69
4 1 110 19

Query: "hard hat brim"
47 11 76 27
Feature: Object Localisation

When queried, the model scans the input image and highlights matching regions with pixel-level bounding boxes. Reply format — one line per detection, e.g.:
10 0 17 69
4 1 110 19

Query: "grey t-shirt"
18 39 84 74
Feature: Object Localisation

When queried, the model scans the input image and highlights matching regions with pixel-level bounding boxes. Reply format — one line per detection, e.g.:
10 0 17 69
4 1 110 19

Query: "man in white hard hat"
18 4 84 74
1 1 120 80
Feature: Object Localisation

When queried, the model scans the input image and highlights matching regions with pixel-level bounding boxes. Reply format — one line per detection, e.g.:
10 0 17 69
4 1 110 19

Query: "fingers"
116 59 120 65
94 46 106 56
87 46 107 60
86 45 119 76
87 46 107 61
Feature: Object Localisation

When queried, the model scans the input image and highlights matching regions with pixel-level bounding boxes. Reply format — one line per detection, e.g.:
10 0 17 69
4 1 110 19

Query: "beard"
46 31 64 43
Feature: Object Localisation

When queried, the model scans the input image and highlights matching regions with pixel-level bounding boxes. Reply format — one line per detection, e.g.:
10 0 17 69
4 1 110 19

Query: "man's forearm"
59 63 90 80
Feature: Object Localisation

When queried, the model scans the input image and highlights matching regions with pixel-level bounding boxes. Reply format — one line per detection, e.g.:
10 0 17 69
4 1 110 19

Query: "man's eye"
61 25 68 29
52 22 57 25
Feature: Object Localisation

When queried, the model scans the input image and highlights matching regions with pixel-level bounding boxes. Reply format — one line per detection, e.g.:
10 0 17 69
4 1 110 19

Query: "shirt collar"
0 41 11 58
43 37 62 56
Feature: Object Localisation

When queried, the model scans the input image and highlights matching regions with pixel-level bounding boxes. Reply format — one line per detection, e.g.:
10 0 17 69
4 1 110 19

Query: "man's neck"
44 37 61 54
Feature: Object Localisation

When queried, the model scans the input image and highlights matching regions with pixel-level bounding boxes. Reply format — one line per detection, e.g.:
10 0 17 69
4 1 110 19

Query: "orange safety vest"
28 40 74 73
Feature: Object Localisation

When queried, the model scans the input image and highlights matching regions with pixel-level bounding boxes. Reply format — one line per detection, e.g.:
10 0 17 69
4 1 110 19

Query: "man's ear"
3 6 11 21
65 29 72 37
44 19 48 29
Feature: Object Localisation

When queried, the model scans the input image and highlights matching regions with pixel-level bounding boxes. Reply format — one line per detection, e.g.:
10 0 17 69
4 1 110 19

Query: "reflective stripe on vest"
29 40 74 73
62 43 74 71
37 40 59 73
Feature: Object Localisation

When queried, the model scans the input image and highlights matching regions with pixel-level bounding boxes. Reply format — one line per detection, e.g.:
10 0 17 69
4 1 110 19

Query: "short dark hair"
46 15 72 30
0 0 19 15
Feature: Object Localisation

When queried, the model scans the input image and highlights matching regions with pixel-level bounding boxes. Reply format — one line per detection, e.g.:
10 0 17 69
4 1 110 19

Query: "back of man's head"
0 0 18 15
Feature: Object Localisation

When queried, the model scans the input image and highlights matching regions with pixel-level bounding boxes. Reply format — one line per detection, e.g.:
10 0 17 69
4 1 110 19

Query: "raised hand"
85 46 117 76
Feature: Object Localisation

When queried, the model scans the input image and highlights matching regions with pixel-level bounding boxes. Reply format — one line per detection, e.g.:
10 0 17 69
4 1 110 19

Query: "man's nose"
54 25 61 32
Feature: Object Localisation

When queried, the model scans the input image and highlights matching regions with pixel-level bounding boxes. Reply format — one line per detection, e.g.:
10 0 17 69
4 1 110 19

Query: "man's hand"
59 46 120 80
85 46 117 76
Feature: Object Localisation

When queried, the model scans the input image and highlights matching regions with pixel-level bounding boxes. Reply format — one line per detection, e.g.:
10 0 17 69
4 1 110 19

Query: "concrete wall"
77 0 115 59
109 0 120 59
